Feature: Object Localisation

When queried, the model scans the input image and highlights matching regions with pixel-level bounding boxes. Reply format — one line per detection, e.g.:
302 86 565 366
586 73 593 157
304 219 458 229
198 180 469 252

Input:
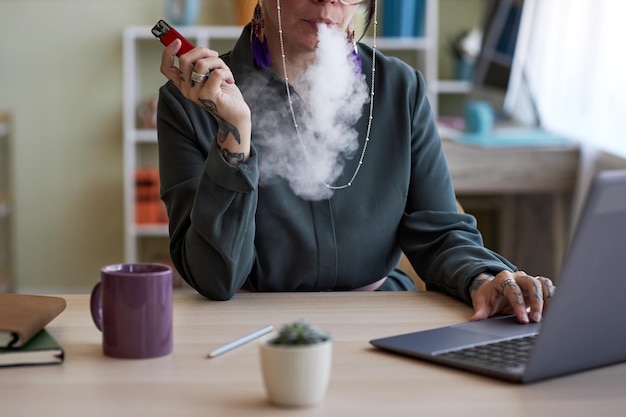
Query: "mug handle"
90 281 103 331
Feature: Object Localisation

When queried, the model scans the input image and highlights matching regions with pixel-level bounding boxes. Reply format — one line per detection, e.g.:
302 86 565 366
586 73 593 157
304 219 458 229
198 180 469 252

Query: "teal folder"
456 128 573 148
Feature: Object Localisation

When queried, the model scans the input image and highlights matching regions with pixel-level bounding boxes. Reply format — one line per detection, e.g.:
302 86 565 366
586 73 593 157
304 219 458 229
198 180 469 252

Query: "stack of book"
0 293 66 367
382 0 426 37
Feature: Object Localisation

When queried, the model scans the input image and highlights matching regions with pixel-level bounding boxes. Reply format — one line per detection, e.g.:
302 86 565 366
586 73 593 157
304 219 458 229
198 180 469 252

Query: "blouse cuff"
205 144 259 193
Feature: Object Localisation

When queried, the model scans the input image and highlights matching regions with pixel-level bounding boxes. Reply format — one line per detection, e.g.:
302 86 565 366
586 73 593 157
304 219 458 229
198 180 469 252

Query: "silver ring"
191 71 210 83
499 278 516 293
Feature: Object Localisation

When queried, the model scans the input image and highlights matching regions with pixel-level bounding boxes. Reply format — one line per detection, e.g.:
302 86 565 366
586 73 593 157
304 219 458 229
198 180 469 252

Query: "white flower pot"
259 340 332 407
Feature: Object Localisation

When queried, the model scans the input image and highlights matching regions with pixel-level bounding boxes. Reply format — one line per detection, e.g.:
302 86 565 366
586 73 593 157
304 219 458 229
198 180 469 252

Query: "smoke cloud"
254 24 369 200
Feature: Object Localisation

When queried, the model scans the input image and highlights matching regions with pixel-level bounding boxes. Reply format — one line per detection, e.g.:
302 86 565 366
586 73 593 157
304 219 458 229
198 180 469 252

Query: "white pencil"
207 325 274 358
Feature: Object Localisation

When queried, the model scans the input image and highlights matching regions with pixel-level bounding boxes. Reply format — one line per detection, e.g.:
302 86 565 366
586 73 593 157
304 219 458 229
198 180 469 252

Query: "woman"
157 0 555 323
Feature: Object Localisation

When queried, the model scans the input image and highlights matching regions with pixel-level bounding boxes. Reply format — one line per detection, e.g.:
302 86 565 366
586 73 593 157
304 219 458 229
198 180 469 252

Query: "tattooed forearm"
199 98 242 145
217 118 241 145
200 97 217 113
220 148 245 165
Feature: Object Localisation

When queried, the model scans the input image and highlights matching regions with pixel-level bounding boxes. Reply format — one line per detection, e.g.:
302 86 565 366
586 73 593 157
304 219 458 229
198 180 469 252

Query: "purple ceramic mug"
90 263 173 359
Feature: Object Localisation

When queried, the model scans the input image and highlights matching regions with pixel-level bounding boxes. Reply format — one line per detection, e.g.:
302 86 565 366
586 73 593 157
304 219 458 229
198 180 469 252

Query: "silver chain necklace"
276 0 378 190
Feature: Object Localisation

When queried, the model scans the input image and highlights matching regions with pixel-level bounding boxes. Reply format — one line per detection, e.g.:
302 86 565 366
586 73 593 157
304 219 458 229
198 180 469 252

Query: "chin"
300 34 320 51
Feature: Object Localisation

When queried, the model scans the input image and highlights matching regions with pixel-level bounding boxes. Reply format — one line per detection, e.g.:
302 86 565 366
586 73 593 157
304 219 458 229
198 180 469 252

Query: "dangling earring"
346 21 361 73
251 0 271 69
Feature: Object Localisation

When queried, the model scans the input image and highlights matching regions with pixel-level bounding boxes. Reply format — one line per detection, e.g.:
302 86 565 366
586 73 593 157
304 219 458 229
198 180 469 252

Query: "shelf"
434 79 473 94
134 129 158 144
125 25 242 41
123 25 246 261
363 36 432 51
132 223 169 237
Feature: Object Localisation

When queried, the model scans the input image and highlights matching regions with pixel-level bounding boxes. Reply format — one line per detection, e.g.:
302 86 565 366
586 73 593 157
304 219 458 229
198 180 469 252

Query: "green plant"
269 320 331 346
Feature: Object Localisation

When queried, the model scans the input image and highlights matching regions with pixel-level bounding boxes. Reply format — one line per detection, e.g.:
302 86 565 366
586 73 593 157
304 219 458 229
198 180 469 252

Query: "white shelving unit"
122 0 466 263
415 0 475 109
123 25 243 262
0 113 13 292
362 0 469 115
435 79 473 95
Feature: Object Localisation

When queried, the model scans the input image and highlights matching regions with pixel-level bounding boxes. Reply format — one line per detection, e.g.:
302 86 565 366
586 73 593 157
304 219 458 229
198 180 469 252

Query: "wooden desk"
442 136 580 278
442 137 579 194
1 292 624 416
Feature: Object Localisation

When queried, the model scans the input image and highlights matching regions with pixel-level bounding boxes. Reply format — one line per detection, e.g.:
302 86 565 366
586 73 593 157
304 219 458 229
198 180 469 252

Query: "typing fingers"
498 276 531 323
498 273 555 323
517 275 544 323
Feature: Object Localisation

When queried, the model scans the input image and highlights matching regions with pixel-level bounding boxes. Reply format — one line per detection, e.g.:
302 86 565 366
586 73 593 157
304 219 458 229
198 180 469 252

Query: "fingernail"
521 313 529 324
532 311 542 322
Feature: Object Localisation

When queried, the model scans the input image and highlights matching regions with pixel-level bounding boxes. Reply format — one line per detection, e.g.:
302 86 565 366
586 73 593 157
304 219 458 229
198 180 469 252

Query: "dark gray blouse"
157 27 515 303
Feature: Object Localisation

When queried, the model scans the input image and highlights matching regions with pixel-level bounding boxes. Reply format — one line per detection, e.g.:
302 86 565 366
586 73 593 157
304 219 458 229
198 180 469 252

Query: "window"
505 0 626 157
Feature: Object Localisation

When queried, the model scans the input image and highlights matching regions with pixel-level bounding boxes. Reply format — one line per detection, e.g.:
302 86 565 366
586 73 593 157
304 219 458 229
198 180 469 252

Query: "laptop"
371 169 626 383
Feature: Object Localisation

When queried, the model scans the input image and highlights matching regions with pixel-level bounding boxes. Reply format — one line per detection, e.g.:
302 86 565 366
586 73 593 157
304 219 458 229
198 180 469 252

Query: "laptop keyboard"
436 335 537 372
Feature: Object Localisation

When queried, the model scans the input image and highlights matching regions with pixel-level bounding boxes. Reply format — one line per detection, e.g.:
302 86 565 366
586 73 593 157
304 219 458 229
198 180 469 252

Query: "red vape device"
151 20 195 57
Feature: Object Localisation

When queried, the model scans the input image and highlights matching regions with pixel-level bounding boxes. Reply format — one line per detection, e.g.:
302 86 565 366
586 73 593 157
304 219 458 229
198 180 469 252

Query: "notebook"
0 294 67 348
0 328 64 367
371 169 626 383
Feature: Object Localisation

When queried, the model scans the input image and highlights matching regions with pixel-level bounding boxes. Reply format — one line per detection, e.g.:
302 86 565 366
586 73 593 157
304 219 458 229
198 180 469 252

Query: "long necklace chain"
276 0 378 190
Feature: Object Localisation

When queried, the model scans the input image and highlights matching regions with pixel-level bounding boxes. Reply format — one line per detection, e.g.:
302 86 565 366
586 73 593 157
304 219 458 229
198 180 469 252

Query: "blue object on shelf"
455 58 475 81
465 101 494 134
383 0 426 37
165 0 200 26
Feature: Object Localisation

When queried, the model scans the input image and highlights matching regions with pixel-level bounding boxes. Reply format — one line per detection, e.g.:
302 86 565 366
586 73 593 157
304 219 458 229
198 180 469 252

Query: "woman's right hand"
160 39 251 165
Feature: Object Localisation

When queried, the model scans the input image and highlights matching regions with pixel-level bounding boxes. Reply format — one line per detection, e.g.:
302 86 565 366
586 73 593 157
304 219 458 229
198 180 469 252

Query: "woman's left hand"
469 271 556 324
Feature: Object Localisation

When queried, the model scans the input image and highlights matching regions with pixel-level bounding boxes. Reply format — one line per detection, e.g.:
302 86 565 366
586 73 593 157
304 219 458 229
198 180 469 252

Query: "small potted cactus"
259 320 332 407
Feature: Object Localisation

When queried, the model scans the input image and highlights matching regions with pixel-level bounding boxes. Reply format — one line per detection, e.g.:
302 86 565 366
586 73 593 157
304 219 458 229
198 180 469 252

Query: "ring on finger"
191 71 210 83
499 278 517 293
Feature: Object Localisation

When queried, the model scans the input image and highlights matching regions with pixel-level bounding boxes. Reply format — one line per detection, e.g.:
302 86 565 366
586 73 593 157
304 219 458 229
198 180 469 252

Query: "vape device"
151 19 195 57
